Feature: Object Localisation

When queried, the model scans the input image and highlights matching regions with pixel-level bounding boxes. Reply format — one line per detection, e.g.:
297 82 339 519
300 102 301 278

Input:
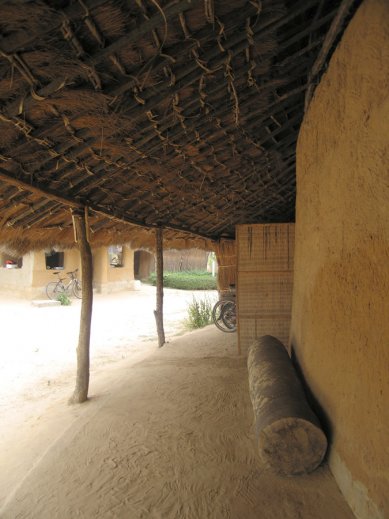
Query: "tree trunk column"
154 227 165 348
70 209 93 404
247 335 327 475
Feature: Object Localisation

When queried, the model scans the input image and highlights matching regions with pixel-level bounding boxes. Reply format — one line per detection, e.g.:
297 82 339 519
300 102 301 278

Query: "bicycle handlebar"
52 268 78 278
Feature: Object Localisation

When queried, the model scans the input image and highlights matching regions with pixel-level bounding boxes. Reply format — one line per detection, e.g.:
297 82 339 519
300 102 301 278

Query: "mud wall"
290 1 389 517
0 252 33 296
93 245 136 294
31 249 80 293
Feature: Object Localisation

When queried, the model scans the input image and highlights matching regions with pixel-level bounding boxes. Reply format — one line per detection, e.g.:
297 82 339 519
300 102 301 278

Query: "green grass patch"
145 270 217 290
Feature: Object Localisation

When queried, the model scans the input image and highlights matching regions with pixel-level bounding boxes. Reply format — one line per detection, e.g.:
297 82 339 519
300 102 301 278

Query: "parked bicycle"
212 285 236 333
46 268 82 300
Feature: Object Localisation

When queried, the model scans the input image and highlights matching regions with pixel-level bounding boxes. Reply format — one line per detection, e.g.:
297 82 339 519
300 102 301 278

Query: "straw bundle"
213 239 236 293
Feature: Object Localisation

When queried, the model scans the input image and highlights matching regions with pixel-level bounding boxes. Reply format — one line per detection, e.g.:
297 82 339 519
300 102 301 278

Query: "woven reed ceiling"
0 0 357 251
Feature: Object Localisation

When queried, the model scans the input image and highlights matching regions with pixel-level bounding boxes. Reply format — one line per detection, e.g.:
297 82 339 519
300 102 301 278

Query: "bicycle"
212 286 237 333
46 268 82 300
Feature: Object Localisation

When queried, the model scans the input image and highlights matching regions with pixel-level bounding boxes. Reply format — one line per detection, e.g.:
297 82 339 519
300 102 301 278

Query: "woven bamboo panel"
237 224 294 272
236 223 295 354
238 318 292 355
238 271 293 317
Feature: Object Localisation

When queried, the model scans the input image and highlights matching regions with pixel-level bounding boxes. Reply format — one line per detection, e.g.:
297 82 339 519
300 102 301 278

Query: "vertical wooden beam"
154 227 166 348
69 208 93 404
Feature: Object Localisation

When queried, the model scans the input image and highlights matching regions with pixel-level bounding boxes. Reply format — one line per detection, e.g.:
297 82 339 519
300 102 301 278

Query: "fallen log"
247 335 327 476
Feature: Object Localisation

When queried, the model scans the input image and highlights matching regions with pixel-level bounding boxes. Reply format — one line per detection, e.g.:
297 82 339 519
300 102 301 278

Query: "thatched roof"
0 0 358 253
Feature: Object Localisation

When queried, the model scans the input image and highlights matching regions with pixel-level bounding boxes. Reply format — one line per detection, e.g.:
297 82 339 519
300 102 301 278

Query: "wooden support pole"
154 227 166 348
247 336 327 475
69 209 93 404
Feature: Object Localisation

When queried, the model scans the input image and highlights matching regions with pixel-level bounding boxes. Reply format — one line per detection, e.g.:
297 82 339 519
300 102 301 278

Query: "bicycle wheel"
72 279 82 299
46 282 65 300
212 299 235 333
212 300 225 329
221 301 237 332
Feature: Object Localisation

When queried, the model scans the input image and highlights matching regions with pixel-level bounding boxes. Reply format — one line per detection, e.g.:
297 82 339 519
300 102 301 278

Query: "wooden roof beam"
30 93 300 212
21 204 66 229
305 0 358 110
1 0 316 185
120 79 306 169
2 0 264 161
2 0 203 117
124 86 305 172
0 0 108 54
112 0 320 123
0 168 217 242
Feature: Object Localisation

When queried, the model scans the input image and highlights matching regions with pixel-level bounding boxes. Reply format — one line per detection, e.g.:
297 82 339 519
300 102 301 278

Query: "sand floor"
0 289 354 518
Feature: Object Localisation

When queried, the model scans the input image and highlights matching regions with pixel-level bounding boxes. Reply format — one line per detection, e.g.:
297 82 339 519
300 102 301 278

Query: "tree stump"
247 335 327 476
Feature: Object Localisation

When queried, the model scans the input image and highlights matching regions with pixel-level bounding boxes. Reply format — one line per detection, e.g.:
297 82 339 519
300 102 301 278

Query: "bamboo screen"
236 223 295 354
214 240 236 296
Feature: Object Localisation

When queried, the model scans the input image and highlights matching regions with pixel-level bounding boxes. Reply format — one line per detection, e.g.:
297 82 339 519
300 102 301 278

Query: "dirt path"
0 288 354 518
0 286 216 504
0 285 216 419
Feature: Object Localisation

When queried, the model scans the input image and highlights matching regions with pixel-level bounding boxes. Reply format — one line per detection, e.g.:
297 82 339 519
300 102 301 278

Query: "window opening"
45 251 64 270
109 245 123 267
1 253 23 269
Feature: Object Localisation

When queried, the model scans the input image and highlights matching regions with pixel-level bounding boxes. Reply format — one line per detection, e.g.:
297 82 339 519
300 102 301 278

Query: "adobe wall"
134 250 154 280
0 246 137 298
0 250 80 298
0 252 34 296
93 245 137 294
31 249 80 296
290 1 389 517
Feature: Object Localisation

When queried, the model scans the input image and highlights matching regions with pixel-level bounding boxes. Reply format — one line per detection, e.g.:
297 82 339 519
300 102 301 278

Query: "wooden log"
154 227 166 348
247 335 327 476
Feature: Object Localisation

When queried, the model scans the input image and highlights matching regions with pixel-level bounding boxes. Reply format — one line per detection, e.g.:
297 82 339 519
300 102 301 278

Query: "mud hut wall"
134 250 154 280
93 245 136 294
290 1 389 517
236 224 294 354
31 249 80 297
0 252 34 297
93 247 109 289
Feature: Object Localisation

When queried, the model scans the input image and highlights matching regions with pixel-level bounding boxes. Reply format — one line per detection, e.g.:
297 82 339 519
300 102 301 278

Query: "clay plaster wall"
0 250 80 298
0 252 33 296
31 249 80 292
134 250 154 280
290 1 389 517
0 246 136 298
93 245 136 294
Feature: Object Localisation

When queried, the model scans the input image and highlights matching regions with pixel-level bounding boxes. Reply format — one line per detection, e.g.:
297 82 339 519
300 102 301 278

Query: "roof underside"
0 0 357 252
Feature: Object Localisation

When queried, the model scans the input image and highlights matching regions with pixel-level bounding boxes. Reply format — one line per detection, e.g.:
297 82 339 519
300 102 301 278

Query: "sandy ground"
0 285 215 421
0 286 354 518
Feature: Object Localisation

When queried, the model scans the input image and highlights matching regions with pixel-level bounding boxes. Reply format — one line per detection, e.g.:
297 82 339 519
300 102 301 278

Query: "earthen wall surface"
290 1 389 517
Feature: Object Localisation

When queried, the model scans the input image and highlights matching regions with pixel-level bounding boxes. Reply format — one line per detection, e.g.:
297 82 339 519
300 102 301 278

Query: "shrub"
146 270 217 290
185 296 214 329
57 292 71 306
